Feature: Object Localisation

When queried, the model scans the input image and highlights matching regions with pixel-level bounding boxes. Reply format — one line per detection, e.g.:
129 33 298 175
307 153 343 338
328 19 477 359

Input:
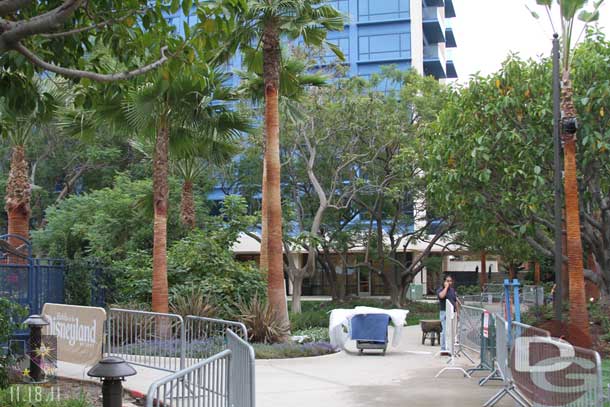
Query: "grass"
603 359 609 386
288 299 438 331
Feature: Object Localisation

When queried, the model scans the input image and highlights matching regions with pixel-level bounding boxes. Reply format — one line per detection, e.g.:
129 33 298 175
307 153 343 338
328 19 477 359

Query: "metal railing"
146 349 231 407
227 330 256 407
459 305 495 375
184 316 248 367
483 315 531 407
106 308 185 372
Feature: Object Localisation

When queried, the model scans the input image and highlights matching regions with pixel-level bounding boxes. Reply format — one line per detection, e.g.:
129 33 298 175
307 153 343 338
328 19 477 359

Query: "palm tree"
4 119 33 260
213 0 345 325
532 0 604 345
174 140 239 229
124 67 249 313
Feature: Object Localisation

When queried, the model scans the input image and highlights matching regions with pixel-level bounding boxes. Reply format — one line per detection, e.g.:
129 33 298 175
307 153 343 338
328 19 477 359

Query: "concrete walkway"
59 325 514 407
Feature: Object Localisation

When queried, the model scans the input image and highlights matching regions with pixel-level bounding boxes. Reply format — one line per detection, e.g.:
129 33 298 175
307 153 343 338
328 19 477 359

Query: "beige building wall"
410 0 424 74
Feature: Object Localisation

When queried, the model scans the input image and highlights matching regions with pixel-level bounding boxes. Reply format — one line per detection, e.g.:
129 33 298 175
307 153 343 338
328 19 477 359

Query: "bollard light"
88 357 136 407
23 314 49 383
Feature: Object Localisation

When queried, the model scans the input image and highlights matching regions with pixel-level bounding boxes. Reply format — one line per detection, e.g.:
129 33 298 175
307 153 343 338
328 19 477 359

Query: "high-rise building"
168 0 457 82
320 0 457 82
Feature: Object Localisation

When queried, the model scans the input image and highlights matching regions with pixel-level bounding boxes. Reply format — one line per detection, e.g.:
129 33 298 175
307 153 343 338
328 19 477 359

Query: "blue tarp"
350 314 390 343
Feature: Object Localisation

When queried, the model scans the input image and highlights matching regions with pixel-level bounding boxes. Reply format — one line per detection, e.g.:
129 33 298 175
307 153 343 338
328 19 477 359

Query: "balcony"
445 0 456 18
446 27 457 47
422 7 445 44
423 0 444 6
446 60 457 79
423 44 446 79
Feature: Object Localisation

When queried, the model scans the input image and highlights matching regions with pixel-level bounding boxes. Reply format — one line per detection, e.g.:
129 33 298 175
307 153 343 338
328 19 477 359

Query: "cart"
350 314 391 355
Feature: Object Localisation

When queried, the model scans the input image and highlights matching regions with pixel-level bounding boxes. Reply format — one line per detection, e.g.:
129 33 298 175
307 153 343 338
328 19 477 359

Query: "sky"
451 0 610 82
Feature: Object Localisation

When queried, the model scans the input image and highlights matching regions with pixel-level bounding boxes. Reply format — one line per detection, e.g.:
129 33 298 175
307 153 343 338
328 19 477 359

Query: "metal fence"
227 330 256 407
146 349 231 407
459 305 495 375
0 235 65 315
484 315 531 407
184 316 248 367
106 308 185 372
510 321 605 407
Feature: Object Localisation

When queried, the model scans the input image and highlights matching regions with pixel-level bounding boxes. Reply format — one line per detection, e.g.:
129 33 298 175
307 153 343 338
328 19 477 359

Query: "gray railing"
146 349 231 407
184 316 248 367
106 308 185 372
228 330 256 407
459 305 495 375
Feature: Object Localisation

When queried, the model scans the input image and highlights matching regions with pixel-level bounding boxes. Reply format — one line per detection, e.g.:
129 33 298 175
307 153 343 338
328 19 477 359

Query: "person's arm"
438 281 450 299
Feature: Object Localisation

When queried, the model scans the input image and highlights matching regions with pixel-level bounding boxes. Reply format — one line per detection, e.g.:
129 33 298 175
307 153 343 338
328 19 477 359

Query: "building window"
358 32 410 61
328 0 349 15
358 0 410 22
322 37 350 62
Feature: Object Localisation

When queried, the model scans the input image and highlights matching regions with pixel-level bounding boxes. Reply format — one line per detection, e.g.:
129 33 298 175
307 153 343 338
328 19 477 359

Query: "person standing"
437 275 457 355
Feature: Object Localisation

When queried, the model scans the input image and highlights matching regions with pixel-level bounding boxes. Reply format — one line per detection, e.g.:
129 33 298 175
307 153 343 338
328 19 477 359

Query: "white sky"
451 0 610 82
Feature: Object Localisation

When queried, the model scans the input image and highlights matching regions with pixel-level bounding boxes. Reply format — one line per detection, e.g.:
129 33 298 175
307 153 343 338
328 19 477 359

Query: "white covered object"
328 307 409 349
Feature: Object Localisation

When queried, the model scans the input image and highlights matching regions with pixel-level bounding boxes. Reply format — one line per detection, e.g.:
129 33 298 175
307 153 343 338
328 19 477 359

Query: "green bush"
0 299 27 389
289 299 438 330
292 327 330 343
64 258 116 306
253 342 337 359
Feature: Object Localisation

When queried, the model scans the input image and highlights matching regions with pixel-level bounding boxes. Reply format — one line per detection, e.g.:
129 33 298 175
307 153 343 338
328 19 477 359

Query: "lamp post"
552 33 564 322
23 315 49 383
87 357 137 407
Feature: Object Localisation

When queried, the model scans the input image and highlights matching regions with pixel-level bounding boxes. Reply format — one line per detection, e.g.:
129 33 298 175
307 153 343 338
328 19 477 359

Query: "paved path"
59 325 514 407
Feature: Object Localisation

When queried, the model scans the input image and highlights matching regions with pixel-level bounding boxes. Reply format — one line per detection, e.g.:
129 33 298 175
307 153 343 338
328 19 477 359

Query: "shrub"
64 257 116 306
290 310 329 331
292 327 330 343
170 286 217 318
0 299 27 389
253 342 337 359
237 297 290 344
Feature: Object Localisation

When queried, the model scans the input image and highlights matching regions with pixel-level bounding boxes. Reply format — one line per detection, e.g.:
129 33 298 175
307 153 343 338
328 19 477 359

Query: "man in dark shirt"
437 275 457 354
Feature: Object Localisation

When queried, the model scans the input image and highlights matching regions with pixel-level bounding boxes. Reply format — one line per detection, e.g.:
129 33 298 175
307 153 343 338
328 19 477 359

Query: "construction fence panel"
510 321 605 407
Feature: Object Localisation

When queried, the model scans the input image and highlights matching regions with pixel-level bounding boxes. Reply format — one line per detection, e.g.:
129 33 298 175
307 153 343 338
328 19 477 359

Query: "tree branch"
40 10 144 38
13 42 169 82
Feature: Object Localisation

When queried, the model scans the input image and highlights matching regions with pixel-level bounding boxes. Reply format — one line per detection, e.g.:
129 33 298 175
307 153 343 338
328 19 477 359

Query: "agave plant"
237 296 290 344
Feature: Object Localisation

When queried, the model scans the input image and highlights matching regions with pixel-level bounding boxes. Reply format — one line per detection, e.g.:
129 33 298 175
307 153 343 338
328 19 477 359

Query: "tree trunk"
534 261 541 285
562 212 570 301
262 22 289 329
291 273 304 314
152 118 170 314
180 180 196 229
561 74 591 346
480 252 487 289
5 145 31 264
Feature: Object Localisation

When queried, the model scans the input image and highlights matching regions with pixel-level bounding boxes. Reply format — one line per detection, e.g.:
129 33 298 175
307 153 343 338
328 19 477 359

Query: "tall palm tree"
213 0 344 325
124 67 249 313
532 0 604 345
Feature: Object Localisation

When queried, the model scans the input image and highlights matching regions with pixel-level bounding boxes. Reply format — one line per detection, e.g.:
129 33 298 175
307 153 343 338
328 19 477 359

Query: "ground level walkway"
59 325 512 407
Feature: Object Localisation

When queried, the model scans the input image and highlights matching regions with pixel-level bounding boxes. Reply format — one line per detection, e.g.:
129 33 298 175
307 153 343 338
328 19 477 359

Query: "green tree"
426 35 610 320
0 0 191 81
208 0 345 326
123 66 249 313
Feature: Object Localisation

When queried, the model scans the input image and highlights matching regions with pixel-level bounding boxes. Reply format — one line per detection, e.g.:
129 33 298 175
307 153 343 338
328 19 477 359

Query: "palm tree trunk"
5 145 31 264
180 180 196 229
152 117 170 314
262 21 289 329
561 73 591 346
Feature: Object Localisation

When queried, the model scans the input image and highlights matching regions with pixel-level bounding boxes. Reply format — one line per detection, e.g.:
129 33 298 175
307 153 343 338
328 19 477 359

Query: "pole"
552 33 563 321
